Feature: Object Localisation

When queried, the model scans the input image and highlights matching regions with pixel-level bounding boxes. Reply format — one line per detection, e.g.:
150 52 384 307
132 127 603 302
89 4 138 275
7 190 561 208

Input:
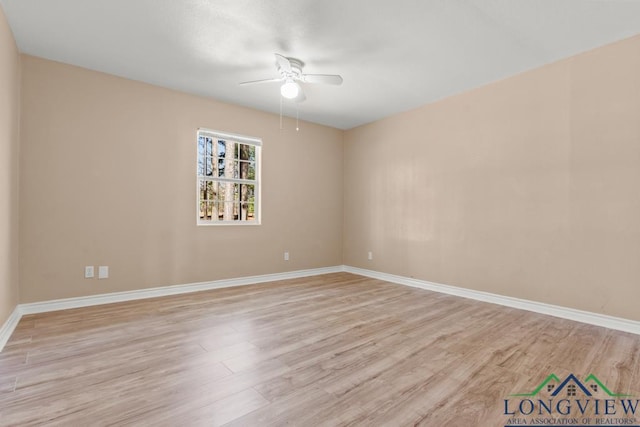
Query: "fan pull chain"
279 95 283 130
296 105 299 132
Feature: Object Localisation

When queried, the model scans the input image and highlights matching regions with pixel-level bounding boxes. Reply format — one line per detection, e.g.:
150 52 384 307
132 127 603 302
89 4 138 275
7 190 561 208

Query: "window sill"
197 220 261 226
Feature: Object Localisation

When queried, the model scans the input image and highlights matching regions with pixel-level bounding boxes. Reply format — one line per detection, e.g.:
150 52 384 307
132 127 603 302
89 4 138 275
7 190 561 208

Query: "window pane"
218 140 226 158
247 184 256 198
239 184 255 201
239 184 255 222
244 202 255 220
204 181 216 201
225 142 237 168
238 160 250 180
218 159 225 177
218 202 238 220
206 138 213 157
199 201 214 221
206 202 214 220
234 143 240 159
218 184 227 203
213 202 224 221
238 143 249 161
199 201 206 220
198 137 205 156
205 157 213 176
197 157 204 176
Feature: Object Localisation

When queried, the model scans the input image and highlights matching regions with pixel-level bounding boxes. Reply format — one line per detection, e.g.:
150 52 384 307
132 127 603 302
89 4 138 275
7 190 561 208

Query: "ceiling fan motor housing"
278 57 304 80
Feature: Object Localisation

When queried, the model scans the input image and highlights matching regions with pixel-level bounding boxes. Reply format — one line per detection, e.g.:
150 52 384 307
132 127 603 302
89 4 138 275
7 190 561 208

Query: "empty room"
1 1 639 426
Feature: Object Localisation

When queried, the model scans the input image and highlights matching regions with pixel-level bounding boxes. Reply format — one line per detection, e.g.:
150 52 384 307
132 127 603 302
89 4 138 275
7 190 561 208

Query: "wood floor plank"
223 384 345 427
1 272 639 426
170 388 269 427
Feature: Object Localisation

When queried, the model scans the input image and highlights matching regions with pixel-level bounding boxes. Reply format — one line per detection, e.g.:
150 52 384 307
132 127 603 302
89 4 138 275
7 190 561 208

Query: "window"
197 129 261 225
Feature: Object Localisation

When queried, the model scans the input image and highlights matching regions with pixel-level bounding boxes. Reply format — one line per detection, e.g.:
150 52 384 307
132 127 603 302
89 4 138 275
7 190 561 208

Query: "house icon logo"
510 373 632 398
504 373 639 426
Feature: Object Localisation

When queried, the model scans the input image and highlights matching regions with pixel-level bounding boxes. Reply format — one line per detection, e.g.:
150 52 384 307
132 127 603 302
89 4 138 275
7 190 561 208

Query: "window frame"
196 128 262 226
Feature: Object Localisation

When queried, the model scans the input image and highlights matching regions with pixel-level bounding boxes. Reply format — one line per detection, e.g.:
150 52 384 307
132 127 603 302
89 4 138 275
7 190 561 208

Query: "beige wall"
344 35 640 321
19 55 343 303
12 30 640 322
0 6 20 325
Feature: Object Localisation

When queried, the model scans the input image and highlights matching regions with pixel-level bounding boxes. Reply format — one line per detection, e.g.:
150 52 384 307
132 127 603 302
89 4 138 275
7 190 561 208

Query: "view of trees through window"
197 130 259 223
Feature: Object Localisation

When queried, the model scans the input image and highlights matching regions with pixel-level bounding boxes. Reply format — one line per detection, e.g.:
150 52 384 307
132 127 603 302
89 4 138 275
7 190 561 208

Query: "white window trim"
196 128 262 226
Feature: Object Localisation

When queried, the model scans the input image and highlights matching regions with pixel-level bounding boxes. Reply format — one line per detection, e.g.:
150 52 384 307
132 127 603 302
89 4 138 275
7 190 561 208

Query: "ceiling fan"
240 54 343 102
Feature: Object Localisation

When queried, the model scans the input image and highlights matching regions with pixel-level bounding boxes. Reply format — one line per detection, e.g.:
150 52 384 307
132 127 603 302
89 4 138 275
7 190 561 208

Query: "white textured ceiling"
2 0 640 129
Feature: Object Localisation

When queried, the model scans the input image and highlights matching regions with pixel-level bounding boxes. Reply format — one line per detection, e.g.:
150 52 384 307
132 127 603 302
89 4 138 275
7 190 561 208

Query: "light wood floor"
1 272 639 426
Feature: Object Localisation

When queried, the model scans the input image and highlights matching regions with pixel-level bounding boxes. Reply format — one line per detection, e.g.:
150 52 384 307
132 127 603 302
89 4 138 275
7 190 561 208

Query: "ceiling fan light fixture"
280 79 300 99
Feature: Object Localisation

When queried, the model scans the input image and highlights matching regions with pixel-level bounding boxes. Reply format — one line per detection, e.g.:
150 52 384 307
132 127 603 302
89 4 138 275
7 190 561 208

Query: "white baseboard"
0 265 342 352
343 265 640 336
19 266 343 315
3 264 637 352
0 306 22 352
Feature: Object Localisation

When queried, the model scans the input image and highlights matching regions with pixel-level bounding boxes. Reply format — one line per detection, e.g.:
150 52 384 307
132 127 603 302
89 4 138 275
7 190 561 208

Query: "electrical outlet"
98 266 109 279
284 251 289 261
84 266 94 278
368 251 373 260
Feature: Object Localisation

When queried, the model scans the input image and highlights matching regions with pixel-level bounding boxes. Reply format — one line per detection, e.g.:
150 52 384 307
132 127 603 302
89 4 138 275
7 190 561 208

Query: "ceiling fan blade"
274 53 292 73
302 74 343 85
239 77 283 86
